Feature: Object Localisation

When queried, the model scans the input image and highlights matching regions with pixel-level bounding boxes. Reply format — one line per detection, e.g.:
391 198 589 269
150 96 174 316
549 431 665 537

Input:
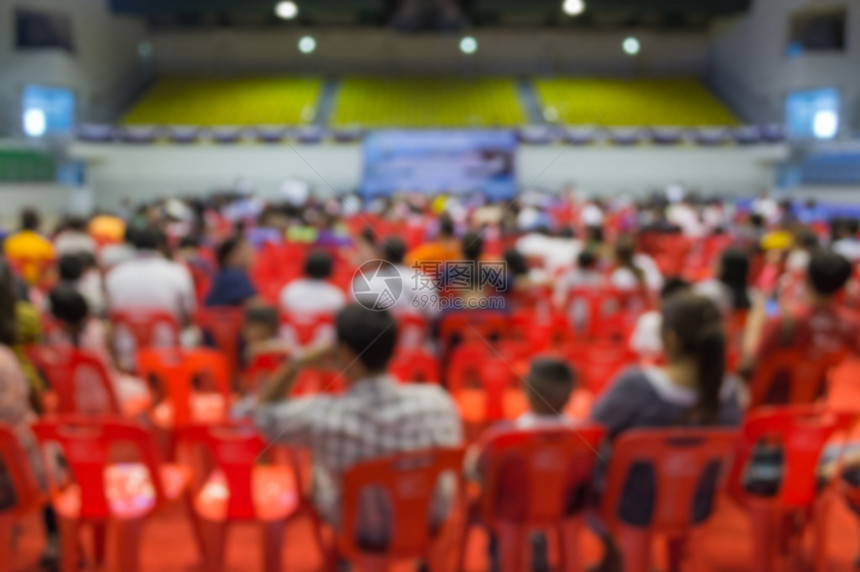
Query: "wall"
709 0 860 131
0 0 151 134
150 28 709 77
64 141 788 211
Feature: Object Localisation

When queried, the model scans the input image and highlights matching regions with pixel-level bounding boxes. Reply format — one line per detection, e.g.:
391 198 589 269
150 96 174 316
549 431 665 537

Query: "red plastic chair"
389 349 440 384
463 426 606 572
27 345 123 415
0 423 44 572
333 447 466 571
748 348 847 408
110 308 181 348
138 348 232 429
243 350 290 392
564 342 637 395
438 311 510 350
601 427 738 572
397 313 430 349
725 406 856 572
196 306 245 379
177 423 304 572
32 416 187 572
279 312 336 350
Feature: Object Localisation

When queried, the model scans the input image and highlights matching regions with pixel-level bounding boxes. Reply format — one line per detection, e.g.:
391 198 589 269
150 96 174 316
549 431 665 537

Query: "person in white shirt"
280 250 346 316
832 219 860 262
609 235 663 292
54 217 97 257
105 226 196 325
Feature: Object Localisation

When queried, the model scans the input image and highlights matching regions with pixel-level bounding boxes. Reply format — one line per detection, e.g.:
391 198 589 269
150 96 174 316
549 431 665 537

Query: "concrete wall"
708 0 860 131
62 141 788 211
0 0 151 134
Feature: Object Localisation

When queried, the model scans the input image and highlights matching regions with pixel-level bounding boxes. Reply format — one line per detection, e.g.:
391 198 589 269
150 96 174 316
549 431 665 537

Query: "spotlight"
23 108 46 137
562 0 585 16
622 36 640 56
459 36 477 55
813 109 838 139
298 35 316 54
275 1 298 20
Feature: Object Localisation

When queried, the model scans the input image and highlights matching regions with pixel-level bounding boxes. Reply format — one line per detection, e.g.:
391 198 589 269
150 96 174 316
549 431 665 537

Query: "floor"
9 358 860 571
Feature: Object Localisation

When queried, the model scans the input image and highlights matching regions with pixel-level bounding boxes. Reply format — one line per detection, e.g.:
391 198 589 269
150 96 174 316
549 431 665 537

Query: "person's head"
660 293 725 424
132 225 166 252
217 235 253 271
58 254 84 282
717 248 751 310
503 248 528 277
438 214 455 239
749 213 765 230
62 216 88 233
837 218 859 240
243 304 280 344
20 208 40 232
462 231 483 262
585 225 604 244
382 237 406 266
659 277 691 303
0 259 17 346
49 284 90 344
334 304 397 381
178 235 200 252
806 249 853 301
523 357 576 415
577 250 596 271
304 250 334 280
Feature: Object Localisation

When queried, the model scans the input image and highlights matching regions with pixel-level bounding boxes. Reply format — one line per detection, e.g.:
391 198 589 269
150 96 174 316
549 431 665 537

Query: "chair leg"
92 521 108 567
813 491 833 572
184 492 207 564
496 523 524 572
200 519 230 572
558 519 582 572
685 529 709 572
666 536 685 572
0 513 14 572
114 517 146 572
58 517 80 572
262 518 288 572
616 524 650 572
748 501 778 572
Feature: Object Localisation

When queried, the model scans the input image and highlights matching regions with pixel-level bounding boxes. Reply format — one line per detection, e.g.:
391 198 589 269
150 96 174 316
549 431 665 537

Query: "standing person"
205 235 258 308
3 208 55 285
590 294 742 571
250 305 462 544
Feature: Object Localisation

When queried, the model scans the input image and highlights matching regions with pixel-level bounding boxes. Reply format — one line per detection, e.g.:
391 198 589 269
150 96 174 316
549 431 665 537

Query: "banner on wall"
362 130 517 199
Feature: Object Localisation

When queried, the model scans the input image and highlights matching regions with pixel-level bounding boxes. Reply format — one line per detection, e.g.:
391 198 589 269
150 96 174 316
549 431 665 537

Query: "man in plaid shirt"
253 304 463 544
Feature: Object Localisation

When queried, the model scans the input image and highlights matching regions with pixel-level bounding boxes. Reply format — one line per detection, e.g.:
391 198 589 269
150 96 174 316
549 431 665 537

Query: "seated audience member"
629 278 692 358
741 249 857 382
832 218 860 262
0 260 44 407
3 208 55 285
48 285 149 413
251 305 462 542
243 304 289 362
354 237 438 317
592 294 741 571
58 253 106 317
99 225 139 270
554 250 605 307
406 213 460 277
696 248 752 314
105 225 196 326
205 235 258 307
609 234 663 293
279 250 346 316
54 216 97 257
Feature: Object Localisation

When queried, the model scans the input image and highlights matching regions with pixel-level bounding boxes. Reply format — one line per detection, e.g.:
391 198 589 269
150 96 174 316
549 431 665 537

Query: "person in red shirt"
741 249 857 403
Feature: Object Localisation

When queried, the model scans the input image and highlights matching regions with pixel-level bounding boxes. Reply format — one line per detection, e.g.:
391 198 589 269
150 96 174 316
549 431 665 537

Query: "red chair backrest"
0 423 42 517
480 426 605 525
602 427 737 536
389 350 440 384
27 346 121 415
279 312 335 349
448 345 523 423
338 448 465 561
178 423 265 520
32 416 166 520
243 351 289 392
564 342 637 394
110 308 180 349
749 349 846 408
195 306 244 376
726 406 855 508
438 311 510 349
397 314 430 349
138 348 231 426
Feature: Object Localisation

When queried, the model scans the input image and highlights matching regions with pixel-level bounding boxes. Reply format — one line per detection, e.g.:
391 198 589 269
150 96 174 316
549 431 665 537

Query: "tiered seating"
123 77 322 126
331 77 526 127
534 77 740 126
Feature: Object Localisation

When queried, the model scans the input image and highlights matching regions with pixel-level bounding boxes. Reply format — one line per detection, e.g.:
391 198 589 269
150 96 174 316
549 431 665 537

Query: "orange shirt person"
3 208 55 285
405 214 460 278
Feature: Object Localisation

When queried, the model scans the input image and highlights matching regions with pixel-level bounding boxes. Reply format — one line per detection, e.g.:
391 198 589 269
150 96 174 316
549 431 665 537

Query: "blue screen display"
362 130 517 199
785 87 839 139
22 84 75 135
